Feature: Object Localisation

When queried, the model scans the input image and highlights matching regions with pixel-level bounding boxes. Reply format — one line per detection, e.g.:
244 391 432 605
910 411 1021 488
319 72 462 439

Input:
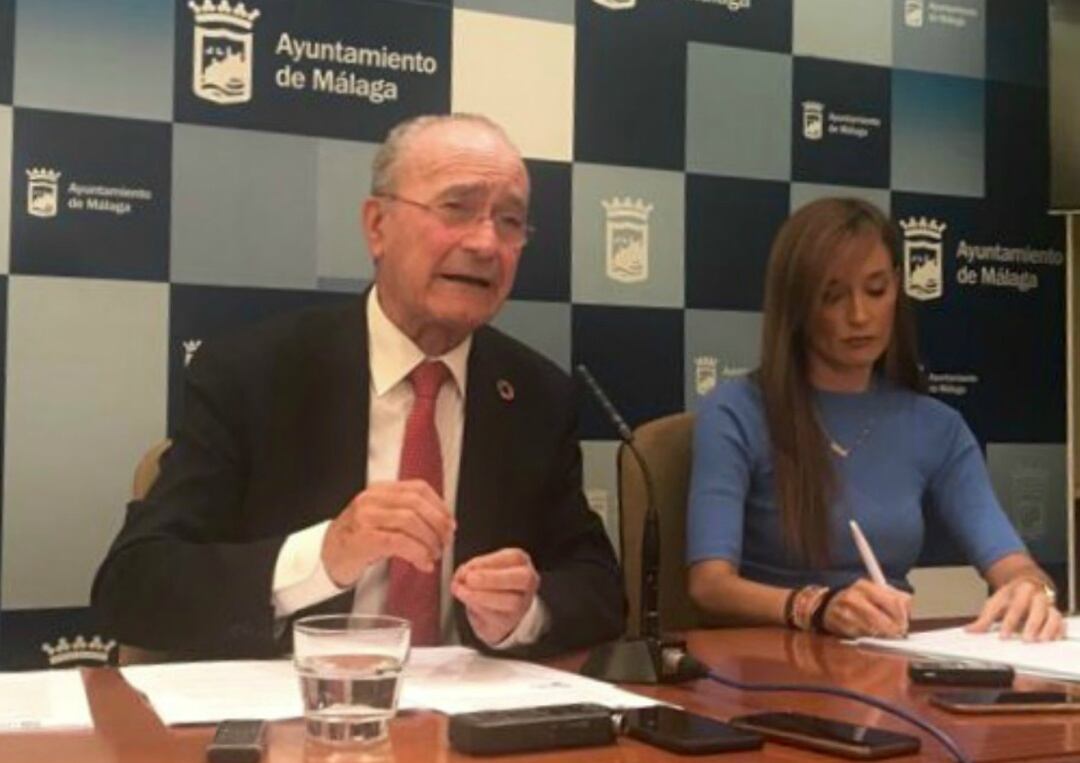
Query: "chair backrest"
132 439 172 501
617 412 701 636
119 439 173 667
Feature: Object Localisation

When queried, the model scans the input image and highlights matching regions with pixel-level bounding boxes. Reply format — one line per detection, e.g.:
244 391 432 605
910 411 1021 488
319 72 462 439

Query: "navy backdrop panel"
0 0 1067 667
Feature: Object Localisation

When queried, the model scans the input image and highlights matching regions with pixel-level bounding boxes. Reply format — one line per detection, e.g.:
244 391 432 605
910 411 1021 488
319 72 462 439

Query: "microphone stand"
576 366 691 684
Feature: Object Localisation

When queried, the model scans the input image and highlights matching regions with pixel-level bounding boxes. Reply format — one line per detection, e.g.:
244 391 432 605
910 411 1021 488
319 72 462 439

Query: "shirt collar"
367 286 471 398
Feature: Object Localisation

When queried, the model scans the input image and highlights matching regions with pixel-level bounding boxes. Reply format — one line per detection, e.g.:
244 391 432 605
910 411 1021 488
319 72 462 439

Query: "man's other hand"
451 548 539 646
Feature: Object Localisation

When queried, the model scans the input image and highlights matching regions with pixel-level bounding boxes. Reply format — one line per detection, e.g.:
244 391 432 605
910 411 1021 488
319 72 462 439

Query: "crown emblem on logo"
183 339 203 366
592 0 637 9
188 0 260 29
26 167 61 184
899 217 947 239
601 197 654 222
41 635 117 667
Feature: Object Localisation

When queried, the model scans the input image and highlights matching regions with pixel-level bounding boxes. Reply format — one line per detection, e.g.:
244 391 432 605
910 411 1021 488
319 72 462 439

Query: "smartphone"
930 690 1080 714
205 719 266 763
908 659 1014 687
729 712 920 760
623 707 763 755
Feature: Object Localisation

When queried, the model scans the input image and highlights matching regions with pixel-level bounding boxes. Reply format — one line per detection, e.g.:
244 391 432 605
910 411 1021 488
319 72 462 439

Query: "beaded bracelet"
791 585 829 631
783 588 798 628
811 587 843 634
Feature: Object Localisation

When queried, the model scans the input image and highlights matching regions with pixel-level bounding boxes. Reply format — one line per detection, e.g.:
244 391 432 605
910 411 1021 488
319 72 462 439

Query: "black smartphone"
206 719 266 763
908 659 1014 687
623 707 763 755
930 690 1080 714
729 711 920 760
448 704 615 755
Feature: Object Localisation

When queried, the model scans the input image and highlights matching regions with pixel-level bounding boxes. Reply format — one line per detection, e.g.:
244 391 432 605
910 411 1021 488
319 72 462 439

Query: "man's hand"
321 480 455 587
451 548 540 646
822 579 911 639
966 578 1065 642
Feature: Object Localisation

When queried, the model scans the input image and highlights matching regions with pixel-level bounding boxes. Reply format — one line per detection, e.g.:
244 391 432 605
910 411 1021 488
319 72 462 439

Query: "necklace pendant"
829 440 850 458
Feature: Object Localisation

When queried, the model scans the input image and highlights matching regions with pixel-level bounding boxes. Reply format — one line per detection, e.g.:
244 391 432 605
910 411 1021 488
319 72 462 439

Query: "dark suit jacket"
92 298 625 659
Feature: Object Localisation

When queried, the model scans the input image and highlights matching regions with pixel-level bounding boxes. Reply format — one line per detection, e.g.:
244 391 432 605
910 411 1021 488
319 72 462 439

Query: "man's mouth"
440 273 493 288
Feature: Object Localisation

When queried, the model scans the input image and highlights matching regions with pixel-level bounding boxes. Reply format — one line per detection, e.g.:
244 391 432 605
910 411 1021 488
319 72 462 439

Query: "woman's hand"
966 577 1064 642
822 579 911 638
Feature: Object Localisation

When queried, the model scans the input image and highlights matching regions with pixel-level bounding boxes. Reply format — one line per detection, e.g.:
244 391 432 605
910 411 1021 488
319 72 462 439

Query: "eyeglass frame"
374 192 535 247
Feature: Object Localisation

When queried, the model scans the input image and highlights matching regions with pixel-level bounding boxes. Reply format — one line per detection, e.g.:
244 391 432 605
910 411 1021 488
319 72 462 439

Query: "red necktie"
383 360 450 646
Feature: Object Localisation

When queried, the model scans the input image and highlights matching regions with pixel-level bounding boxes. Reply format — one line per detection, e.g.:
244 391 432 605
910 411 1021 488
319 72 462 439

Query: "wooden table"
4 628 1080 763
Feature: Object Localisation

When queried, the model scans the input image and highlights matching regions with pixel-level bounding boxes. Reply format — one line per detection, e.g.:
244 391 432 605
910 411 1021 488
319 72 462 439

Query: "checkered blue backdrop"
0 0 1067 669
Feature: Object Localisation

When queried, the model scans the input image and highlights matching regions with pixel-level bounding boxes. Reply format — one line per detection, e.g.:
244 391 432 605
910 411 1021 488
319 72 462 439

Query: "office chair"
617 412 703 636
117 439 173 666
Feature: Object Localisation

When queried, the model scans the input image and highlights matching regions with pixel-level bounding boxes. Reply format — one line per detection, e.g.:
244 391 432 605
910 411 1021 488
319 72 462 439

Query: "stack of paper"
856 616 1080 681
121 646 659 726
0 669 94 732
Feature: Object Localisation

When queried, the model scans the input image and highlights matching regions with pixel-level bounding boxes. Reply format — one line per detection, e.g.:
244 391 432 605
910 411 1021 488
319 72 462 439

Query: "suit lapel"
315 296 370 518
456 329 513 564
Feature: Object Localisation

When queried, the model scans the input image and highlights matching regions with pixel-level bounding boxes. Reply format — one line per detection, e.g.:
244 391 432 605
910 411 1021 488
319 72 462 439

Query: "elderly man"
93 114 624 658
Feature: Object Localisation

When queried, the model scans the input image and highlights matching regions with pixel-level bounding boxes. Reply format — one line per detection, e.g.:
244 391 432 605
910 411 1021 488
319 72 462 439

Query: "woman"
686 198 1063 641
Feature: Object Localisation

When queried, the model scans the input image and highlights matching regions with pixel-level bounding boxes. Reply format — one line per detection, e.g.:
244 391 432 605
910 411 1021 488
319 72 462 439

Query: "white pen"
849 519 887 587
849 519 909 637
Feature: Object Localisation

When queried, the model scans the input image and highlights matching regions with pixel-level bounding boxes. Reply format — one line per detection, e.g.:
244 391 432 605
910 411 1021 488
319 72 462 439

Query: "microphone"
575 365 659 641
575 365 690 683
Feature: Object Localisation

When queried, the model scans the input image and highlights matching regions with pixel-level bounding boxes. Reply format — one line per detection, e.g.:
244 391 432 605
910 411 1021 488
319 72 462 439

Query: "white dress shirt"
270 288 547 648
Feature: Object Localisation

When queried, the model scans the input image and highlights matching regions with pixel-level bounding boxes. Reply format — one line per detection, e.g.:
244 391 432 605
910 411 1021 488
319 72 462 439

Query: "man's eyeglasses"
376 193 533 246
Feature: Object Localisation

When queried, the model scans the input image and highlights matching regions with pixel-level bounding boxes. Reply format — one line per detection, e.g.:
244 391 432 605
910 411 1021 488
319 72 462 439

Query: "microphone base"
579 637 690 684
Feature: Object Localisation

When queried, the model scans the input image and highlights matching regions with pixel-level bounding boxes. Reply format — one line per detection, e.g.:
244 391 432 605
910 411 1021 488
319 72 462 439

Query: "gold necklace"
824 416 877 458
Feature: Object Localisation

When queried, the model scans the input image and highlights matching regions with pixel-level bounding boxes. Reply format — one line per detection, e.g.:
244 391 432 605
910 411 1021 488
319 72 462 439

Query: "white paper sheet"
121 647 660 725
399 646 661 714
0 669 94 732
855 615 1080 681
121 660 301 725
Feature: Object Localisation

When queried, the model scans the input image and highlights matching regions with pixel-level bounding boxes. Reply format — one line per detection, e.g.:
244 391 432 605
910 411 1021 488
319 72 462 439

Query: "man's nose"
458 217 501 256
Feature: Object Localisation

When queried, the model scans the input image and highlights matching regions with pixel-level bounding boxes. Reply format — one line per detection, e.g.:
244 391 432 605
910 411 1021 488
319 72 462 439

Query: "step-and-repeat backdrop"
0 0 1065 668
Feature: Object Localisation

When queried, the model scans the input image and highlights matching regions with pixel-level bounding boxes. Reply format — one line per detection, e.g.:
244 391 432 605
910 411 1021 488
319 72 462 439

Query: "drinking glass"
293 615 410 746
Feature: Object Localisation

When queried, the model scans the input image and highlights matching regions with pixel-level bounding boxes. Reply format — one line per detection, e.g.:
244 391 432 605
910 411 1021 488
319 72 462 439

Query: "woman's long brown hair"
758 197 924 568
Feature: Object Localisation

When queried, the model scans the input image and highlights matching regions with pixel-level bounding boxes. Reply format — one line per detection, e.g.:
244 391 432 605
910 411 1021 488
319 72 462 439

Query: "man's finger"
457 588 526 616
460 566 536 593
459 547 532 571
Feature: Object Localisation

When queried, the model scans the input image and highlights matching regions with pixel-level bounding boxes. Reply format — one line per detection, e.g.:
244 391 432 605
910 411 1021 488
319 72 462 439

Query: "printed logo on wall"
900 216 947 301
26 168 62 219
183 339 203 366
802 101 824 141
41 635 116 668
591 0 751 11
1011 465 1048 540
902 0 980 31
602 197 653 284
189 0 261 105
904 0 925 28
694 356 719 396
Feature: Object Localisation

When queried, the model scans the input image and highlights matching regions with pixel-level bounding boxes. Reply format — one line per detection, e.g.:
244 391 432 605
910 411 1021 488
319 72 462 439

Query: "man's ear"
361 197 385 264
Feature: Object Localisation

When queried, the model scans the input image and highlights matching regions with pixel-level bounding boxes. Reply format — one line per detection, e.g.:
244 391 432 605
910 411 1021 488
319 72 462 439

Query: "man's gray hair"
370 113 517 196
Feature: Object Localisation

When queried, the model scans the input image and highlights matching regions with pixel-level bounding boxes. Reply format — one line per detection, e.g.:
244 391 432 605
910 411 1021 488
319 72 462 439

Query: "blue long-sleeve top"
686 376 1025 590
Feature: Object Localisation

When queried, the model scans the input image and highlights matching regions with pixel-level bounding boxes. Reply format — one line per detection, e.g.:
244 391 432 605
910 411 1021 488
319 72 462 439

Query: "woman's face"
804 234 898 390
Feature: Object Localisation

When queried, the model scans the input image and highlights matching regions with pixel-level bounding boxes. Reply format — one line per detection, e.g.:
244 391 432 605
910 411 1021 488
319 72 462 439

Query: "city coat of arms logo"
802 101 824 141
189 0 261 105
899 217 947 301
905 0 925 28
26 168 62 218
694 356 719 397
602 197 653 284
